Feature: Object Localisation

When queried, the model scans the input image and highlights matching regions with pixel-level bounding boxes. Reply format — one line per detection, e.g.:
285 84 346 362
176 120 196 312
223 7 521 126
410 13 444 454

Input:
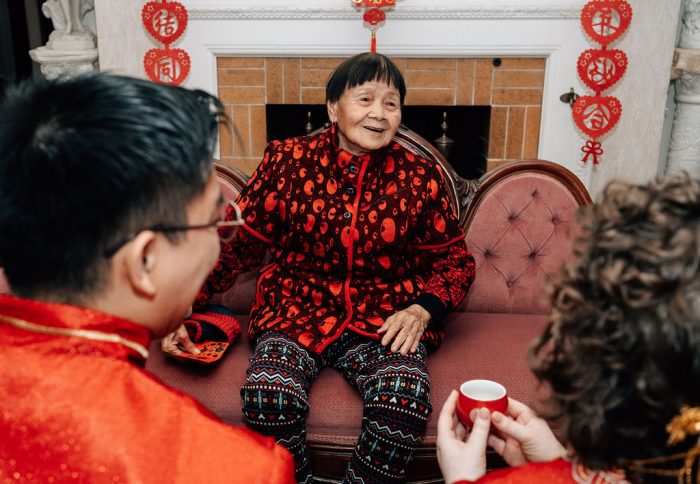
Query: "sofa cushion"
305 312 551 446
146 311 550 447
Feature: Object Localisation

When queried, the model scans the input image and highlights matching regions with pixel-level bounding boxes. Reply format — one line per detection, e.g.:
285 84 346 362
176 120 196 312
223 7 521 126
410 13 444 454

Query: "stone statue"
29 0 98 78
41 0 96 50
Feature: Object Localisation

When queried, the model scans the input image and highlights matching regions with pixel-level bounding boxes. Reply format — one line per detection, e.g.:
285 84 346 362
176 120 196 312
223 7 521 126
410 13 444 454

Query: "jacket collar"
325 123 398 166
0 293 151 364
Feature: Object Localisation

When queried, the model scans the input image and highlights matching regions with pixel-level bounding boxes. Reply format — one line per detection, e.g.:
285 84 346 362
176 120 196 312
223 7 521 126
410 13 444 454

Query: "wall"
94 0 681 198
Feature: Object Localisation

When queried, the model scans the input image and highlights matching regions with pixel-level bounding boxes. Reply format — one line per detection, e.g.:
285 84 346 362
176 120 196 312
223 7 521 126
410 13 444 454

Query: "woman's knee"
242 335 316 420
362 369 432 425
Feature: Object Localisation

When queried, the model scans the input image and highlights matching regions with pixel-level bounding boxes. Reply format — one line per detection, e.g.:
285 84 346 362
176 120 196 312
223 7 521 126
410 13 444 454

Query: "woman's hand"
377 304 430 355
487 398 566 466
161 323 200 356
436 390 491 483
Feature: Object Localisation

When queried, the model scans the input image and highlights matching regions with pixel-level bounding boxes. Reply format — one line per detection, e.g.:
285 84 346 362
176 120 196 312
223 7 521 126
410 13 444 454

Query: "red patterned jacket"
197 125 475 354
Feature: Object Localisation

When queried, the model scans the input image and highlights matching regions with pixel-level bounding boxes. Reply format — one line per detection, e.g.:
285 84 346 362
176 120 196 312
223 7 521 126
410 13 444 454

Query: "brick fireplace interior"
217 56 545 180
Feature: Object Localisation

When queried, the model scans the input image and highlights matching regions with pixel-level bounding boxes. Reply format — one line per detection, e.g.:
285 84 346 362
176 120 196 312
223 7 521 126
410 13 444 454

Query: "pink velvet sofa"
145 128 591 482
0 128 590 483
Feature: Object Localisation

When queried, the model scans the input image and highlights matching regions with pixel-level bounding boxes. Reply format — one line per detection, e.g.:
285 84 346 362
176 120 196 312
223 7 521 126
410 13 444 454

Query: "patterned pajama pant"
241 331 432 484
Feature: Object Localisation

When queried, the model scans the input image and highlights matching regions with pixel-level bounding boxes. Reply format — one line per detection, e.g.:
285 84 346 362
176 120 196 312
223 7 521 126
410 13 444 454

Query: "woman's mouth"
364 126 385 133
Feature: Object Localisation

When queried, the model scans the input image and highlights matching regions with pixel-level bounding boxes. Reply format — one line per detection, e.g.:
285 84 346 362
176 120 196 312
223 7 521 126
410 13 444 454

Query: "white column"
666 0 700 175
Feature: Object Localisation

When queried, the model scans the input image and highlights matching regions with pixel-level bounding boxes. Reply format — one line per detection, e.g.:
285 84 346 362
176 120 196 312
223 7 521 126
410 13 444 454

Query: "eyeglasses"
103 201 244 258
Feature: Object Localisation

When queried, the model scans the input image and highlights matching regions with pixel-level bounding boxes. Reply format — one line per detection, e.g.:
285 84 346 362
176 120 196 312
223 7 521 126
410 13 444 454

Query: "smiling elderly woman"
164 52 475 483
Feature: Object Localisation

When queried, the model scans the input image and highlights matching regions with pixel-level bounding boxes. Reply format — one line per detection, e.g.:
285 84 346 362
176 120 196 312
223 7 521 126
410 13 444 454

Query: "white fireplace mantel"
95 0 681 198
185 5 580 20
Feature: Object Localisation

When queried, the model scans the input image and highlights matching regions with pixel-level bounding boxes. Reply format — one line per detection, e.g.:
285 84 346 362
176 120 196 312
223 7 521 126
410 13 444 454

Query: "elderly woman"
437 174 700 483
167 52 475 483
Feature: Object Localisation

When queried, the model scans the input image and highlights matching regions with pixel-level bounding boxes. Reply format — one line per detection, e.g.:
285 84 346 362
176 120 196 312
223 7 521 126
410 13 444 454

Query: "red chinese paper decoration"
142 0 190 85
572 0 632 165
352 0 397 53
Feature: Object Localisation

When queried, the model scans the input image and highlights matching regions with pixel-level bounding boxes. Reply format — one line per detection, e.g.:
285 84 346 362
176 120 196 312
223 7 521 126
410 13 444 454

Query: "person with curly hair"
436 174 700 483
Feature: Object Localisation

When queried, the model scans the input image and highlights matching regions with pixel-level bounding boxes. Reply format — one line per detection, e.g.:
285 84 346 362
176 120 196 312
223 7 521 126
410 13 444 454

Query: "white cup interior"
460 379 506 401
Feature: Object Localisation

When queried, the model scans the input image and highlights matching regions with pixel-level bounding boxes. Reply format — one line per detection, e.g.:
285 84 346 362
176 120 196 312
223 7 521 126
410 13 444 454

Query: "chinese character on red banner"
572 0 632 165
142 1 190 85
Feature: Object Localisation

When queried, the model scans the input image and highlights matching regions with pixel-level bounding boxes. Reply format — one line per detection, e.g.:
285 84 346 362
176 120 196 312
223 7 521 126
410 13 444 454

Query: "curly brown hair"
530 174 700 475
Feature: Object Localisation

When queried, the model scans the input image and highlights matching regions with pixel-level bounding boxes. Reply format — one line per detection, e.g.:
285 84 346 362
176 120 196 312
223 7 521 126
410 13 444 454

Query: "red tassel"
371 26 376 53
581 140 603 165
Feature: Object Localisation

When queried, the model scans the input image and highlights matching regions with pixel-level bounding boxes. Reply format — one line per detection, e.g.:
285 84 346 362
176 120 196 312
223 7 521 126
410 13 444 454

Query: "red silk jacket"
0 294 295 483
198 125 475 354
455 457 629 483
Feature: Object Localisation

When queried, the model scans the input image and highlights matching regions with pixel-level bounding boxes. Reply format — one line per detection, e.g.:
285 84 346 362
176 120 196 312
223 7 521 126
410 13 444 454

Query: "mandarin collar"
0 293 152 364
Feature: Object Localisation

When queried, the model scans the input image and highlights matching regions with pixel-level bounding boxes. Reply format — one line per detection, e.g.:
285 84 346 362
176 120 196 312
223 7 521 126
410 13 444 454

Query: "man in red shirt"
0 74 294 483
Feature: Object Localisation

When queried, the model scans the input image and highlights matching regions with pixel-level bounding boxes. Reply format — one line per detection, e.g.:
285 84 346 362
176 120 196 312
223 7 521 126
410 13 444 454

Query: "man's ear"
327 100 337 123
121 231 158 298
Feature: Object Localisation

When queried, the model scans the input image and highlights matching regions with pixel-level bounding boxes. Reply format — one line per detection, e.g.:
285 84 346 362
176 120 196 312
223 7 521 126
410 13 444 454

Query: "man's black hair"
0 73 224 300
326 52 406 105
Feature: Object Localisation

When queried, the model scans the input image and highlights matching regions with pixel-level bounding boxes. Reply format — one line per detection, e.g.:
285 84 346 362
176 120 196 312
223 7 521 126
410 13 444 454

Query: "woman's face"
327 80 402 155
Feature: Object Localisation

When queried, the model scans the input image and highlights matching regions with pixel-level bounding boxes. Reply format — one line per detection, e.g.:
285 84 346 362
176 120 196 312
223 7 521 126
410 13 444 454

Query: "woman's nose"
368 101 385 119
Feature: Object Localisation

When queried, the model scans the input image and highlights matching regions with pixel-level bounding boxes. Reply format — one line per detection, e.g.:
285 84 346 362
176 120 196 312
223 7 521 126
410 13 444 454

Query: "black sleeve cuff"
414 293 449 325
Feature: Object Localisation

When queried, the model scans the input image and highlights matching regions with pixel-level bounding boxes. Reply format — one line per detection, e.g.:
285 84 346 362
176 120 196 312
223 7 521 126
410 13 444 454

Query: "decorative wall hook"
560 88 580 108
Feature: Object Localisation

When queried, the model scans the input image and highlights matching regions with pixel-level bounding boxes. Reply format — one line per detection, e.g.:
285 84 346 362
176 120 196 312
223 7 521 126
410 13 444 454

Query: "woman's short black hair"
530 174 700 477
326 52 406 105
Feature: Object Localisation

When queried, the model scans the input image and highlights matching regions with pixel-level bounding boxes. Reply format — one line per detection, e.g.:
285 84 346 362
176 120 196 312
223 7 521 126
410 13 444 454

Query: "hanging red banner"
352 0 400 53
142 1 188 45
577 49 628 93
144 48 191 86
142 0 190 85
572 0 632 165
573 95 622 140
581 0 633 46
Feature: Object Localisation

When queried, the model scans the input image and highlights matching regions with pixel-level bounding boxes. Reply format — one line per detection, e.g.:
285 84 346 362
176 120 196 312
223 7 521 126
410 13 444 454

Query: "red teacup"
456 379 508 428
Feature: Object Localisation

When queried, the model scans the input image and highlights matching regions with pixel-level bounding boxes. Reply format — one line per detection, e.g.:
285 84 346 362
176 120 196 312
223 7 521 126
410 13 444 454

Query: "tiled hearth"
217 56 545 178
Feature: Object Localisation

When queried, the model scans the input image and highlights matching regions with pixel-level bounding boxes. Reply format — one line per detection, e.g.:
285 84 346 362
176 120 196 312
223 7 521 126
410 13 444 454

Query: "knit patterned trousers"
241 331 432 484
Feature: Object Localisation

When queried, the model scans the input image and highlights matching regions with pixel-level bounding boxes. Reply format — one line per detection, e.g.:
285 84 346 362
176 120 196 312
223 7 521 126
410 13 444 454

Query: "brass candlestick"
305 111 314 134
434 111 454 158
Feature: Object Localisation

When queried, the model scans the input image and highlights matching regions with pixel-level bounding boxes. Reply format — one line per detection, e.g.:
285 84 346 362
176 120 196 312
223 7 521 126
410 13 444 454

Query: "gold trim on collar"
0 314 149 359
623 406 700 484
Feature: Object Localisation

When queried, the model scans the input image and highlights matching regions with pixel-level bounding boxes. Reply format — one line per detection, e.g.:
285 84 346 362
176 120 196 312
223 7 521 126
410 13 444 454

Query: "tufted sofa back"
461 160 591 315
